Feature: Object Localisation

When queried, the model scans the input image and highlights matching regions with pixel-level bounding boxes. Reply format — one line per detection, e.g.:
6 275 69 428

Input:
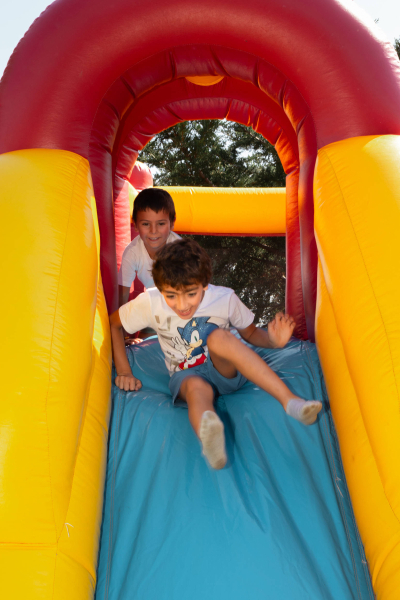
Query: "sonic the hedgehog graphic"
175 317 218 370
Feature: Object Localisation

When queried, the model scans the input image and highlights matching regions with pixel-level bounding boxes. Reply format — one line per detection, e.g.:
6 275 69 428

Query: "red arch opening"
89 45 319 337
107 76 305 337
1 0 399 339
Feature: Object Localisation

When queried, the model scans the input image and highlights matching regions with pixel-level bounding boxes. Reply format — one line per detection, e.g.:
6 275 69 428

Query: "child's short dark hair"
152 239 212 290
132 188 176 224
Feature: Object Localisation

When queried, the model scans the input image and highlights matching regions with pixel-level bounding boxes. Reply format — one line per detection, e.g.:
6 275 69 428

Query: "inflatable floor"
95 338 374 600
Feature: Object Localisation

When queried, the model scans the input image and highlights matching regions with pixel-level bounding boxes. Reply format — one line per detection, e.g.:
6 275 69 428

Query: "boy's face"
161 283 207 320
134 209 172 258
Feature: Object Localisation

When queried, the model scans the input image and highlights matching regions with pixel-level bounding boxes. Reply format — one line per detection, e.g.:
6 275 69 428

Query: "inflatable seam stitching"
318 147 400 529
55 160 97 552
48 157 88 600
45 155 85 545
316 273 375 596
320 147 400 409
44 167 81 547
304 341 365 599
123 96 297 154
318 265 400 590
120 76 137 100
168 50 177 79
115 43 317 142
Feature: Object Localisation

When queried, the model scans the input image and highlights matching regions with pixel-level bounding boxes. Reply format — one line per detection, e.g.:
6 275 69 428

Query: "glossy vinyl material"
108 77 306 328
107 74 307 332
112 77 299 180
314 135 400 599
0 2 400 598
96 338 373 600
91 46 317 329
2 0 399 155
114 161 152 272
2 0 398 332
129 160 153 191
0 149 112 598
161 186 286 235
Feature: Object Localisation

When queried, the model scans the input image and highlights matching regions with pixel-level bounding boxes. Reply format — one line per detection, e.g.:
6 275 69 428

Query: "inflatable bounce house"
1 0 400 598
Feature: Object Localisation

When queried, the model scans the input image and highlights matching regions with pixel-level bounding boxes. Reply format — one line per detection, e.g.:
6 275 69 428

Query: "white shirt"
119 284 254 374
118 231 181 289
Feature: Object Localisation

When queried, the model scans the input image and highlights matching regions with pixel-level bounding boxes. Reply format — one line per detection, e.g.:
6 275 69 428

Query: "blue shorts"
169 357 247 406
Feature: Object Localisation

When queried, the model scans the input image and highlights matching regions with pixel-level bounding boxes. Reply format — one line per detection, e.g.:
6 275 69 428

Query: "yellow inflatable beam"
314 134 400 599
158 186 286 235
0 149 111 599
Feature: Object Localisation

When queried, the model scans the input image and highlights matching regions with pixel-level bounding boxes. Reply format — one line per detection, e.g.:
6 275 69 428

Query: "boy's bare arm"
118 285 144 345
110 310 142 391
118 285 131 308
238 312 295 349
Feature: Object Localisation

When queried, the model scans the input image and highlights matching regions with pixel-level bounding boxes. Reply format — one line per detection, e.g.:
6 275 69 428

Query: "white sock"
199 411 227 470
286 399 322 425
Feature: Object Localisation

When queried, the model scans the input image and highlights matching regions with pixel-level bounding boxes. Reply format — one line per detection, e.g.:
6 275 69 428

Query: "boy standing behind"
118 188 180 306
111 239 322 470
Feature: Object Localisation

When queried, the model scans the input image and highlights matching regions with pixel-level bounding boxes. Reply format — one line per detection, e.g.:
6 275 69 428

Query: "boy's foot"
199 411 227 470
286 399 322 425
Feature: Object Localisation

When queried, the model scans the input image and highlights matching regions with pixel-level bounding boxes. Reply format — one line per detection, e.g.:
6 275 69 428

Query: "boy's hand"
115 372 142 391
267 312 295 348
125 337 143 346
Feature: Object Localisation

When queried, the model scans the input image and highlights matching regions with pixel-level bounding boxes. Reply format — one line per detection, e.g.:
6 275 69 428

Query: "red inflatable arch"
2 0 400 338
110 75 306 331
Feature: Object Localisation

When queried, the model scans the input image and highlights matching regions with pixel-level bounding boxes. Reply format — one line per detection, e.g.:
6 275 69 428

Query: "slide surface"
95 339 373 600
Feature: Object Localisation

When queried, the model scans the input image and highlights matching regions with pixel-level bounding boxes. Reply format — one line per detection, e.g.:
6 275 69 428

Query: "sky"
0 0 399 78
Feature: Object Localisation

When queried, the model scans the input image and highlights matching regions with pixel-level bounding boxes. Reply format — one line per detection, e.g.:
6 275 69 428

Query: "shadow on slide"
95 339 374 600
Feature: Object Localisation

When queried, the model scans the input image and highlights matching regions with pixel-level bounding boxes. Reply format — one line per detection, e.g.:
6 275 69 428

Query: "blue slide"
95 338 374 600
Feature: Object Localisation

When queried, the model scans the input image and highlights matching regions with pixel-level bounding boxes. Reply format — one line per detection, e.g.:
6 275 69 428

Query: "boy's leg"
178 376 215 435
207 329 322 424
178 376 226 469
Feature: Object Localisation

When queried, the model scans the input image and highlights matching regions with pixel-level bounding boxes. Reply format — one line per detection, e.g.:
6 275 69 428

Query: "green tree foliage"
395 37 400 60
187 234 286 325
140 120 285 188
140 120 286 324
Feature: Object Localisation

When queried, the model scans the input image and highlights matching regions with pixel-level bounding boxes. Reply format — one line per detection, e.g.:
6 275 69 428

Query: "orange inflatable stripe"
185 75 225 86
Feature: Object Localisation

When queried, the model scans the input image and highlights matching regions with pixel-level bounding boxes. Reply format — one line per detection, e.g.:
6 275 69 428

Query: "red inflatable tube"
1 0 399 335
129 162 153 191
90 50 314 333
2 0 399 154
108 76 307 337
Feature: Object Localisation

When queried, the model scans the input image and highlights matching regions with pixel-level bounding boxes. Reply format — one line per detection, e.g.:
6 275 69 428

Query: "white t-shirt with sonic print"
119 284 255 374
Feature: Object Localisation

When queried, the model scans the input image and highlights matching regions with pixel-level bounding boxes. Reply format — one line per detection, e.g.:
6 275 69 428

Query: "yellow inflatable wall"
0 149 112 598
314 134 400 599
3 138 400 600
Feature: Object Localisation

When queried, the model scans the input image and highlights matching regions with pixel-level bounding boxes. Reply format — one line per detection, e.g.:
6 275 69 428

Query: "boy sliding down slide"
110 239 322 470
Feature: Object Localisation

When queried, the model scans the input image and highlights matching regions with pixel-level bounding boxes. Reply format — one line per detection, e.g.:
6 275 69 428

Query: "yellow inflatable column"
162 186 286 234
0 150 111 599
314 135 400 599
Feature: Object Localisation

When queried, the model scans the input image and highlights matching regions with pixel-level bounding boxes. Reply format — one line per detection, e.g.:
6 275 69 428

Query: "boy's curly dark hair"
152 239 212 290
132 188 176 224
